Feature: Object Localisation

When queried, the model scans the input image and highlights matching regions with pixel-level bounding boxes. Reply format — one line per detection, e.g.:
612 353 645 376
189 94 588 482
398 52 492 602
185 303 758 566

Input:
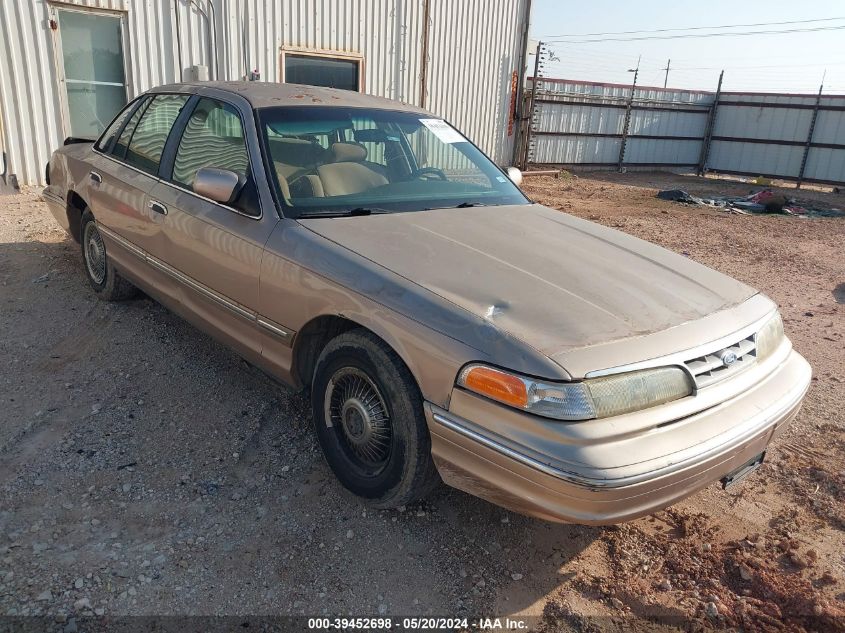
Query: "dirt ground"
1 171 843 631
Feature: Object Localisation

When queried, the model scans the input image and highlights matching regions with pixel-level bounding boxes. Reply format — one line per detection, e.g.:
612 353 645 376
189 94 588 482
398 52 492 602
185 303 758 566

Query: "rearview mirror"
353 128 390 143
506 166 523 186
193 168 243 204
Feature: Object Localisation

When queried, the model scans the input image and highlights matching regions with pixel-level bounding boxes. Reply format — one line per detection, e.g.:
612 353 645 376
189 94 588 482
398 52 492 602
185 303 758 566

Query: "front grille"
684 334 756 389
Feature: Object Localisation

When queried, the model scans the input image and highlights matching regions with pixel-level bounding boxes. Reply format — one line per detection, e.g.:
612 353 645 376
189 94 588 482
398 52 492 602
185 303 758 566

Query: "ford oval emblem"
720 350 738 367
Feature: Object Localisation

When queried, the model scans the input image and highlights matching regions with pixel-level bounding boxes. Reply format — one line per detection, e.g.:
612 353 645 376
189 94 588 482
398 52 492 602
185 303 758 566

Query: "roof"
151 81 430 113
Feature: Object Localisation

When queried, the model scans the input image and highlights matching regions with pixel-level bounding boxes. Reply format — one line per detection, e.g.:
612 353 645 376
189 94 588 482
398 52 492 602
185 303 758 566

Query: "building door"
55 8 128 138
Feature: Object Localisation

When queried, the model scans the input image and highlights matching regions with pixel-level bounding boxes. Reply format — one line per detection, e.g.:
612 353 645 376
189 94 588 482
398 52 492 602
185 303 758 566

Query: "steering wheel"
409 167 448 181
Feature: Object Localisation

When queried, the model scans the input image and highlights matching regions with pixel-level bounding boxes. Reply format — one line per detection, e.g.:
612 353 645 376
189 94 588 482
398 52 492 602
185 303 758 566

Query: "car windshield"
257 106 529 217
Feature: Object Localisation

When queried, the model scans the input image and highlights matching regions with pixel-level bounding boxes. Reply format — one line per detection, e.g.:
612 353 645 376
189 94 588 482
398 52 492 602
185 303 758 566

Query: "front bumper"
426 348 811 524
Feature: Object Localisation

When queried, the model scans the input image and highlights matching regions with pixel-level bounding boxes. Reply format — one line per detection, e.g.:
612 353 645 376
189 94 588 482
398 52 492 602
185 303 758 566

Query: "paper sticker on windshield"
420 119 465 143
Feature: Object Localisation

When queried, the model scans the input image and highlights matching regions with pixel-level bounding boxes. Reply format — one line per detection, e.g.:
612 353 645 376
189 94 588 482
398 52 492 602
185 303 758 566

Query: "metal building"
0 0 531 187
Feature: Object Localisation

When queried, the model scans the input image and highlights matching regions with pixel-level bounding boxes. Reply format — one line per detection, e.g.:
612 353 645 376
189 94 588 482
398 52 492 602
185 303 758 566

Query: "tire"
311 329 440 508
80 209 138 301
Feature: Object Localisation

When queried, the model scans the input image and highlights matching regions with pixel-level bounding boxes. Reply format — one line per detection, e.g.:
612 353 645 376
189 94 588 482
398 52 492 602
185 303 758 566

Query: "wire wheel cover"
84 221 107 285
325 367 392 468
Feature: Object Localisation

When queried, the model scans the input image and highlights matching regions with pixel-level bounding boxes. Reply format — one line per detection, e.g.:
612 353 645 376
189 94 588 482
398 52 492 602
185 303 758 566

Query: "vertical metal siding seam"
461 0 476 144
142 1 158 90
13 0 40 182
0 2 20 180
32 1 61 173
477 0 494 151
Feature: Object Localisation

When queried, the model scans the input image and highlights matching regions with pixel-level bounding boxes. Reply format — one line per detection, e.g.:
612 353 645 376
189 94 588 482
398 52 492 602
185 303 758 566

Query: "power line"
539 16 845 38
546 24 845 44
543 55 841 77
669 61 845 71
664 50 845 63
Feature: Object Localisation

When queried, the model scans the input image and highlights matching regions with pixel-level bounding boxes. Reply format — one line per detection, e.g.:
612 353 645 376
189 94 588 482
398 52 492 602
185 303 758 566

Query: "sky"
528 0 845 94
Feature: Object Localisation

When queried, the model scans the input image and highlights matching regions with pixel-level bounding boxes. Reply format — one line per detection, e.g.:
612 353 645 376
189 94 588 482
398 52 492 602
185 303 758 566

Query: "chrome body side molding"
97 223 293 346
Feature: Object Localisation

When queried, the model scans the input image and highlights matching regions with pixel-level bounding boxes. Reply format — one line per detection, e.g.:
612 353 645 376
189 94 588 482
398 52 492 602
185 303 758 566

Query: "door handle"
148 200 168 216
89 171 102 184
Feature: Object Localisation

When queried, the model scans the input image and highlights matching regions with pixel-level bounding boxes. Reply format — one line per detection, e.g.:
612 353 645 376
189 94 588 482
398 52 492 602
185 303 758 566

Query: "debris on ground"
655 188 845 218
656 189 704 205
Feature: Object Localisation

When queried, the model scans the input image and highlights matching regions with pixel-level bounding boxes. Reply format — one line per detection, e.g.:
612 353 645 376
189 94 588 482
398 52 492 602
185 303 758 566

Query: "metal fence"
522 77 845 187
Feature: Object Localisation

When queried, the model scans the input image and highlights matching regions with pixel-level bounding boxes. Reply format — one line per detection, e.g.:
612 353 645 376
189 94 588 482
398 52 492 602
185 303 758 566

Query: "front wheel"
311 329 440 507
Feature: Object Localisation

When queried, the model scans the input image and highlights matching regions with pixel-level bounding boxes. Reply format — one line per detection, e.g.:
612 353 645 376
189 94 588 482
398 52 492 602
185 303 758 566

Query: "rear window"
95 98 142 153
111 97 150 160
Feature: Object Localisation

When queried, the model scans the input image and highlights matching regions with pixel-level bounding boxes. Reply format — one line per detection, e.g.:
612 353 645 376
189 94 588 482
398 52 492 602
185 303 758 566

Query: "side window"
172 98 249 188
95 98 141 153
125 94 189 174
111 96 150 159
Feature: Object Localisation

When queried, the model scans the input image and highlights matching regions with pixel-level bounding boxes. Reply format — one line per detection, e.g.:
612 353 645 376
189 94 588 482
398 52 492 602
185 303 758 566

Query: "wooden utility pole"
617 56 640 172
663 59 671 88
797 78 825 189
697 70 724 176
521 41 543 170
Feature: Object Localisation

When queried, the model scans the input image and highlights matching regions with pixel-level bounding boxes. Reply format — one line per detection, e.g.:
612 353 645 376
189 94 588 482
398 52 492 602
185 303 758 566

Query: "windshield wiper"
424 201 488 210
456 201 487 208
298 207 393 218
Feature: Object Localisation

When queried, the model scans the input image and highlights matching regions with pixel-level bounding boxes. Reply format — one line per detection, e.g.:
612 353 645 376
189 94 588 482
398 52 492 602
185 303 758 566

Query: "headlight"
457 364 692 421
756 312 785 361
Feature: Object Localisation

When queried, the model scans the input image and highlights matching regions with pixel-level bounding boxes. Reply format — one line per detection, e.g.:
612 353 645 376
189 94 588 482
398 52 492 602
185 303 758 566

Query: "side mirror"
193 167 243 204
506 166 523 186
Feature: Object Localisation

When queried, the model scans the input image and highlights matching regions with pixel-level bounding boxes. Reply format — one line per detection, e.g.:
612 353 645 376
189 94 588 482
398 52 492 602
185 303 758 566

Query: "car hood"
298 204 757 361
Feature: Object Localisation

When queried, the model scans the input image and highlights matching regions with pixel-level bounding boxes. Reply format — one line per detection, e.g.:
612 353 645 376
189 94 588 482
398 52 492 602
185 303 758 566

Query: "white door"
55 8 128 138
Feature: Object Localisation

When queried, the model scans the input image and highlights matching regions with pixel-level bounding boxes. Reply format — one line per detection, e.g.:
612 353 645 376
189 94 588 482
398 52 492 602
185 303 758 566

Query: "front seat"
317 142 389 197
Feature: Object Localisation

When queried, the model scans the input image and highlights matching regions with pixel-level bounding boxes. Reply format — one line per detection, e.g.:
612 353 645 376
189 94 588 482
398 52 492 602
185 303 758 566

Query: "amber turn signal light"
459 365 529 408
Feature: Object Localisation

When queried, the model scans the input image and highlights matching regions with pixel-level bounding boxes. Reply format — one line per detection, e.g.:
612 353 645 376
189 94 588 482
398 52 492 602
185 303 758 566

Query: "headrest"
268 137 327 168
330 142 367 163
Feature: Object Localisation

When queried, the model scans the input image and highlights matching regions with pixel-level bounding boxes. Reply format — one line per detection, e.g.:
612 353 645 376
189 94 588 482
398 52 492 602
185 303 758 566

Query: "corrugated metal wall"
529 79 712 167
424 0 525 168
528 78 845 186
707 92 845 184
0 0 68 188
0 0 527 186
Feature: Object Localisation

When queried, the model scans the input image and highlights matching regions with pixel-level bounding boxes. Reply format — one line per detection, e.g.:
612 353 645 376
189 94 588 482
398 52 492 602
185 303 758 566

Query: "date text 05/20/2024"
307 617 530 630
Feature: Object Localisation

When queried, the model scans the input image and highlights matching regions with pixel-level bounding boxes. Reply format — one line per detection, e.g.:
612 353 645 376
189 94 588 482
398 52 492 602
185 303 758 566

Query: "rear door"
86 95 150 245
89 94 190 255
87 93 191 298
148 95 278 363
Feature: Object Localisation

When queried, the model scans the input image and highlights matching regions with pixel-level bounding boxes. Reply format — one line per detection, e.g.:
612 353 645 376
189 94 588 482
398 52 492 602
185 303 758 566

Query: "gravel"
1 176 843 626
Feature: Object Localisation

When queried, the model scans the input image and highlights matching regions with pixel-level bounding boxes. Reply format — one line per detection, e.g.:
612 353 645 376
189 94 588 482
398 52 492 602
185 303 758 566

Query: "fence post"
697 70 723 176
520 41 544 170
510 0 533 167
797 82 823 189
617 61 639 171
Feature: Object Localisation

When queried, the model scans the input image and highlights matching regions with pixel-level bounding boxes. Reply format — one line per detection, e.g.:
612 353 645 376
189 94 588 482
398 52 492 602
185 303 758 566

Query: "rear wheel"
311 329 440 507
80 209 138 301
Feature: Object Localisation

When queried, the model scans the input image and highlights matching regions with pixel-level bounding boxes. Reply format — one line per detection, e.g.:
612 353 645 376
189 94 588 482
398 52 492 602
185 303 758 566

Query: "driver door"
147 96 277 363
